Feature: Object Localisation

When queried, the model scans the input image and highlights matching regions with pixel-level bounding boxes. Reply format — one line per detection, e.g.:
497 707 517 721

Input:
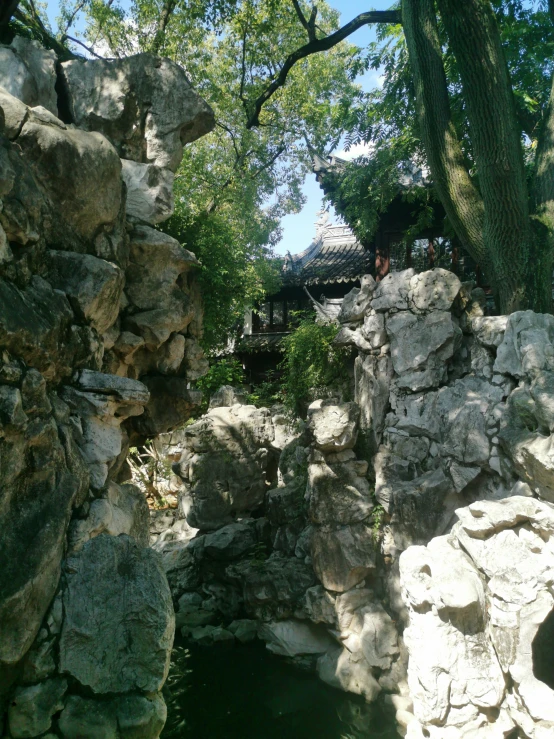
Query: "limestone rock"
400 496 554 737
68 482 149 552
371 269 415 312
226 557 316 620
209 385 248 408
0 276 74 382
361 312 387 348
8 679 67 738
17 117 122 248
47 251 124 334
317 647 381 702
308 459 373 525
0 421 88 665
472 315 508 348
311 523 375 592
61 53 214 171
121 159 174 225
128 224 199 302
0 37 57 113
59 534 175 694
386 311 462 391
258 619 334 657
228 619 258 643
337 275 377 322
115 693 167 739
202 521 257 560
408 269 461 313
58 695 117 739
495 310 554 378
0 85 29 138
307 399 359 452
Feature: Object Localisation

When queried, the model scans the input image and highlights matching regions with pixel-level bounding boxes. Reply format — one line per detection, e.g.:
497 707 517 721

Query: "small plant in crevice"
128 442 175 508
370 500 385 545
195 357 245 411
247 541 268 568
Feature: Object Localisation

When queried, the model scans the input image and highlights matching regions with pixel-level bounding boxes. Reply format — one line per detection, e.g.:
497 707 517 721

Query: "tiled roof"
237 333 288 353
282 223 371 286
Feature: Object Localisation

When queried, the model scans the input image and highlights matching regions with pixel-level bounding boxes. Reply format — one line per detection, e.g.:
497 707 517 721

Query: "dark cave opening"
532 607 554 690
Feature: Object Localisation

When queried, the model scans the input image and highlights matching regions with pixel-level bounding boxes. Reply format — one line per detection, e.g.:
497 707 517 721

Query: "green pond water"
163 638 399 739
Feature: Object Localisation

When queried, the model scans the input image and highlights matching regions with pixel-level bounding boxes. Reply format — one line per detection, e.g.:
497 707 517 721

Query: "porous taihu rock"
61 53 215 171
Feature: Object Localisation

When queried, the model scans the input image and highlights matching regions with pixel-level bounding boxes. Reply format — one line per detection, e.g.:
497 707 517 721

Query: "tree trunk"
402 0 486 268
437 0 547 313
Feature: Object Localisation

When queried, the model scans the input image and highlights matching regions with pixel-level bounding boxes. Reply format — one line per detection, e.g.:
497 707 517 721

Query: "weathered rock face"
401 496 554 738
0 35 214 736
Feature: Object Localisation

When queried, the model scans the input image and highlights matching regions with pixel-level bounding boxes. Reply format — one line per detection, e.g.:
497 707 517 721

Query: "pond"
163 638 399 739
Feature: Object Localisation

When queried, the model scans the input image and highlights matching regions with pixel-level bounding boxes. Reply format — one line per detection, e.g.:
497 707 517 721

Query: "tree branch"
245 9 401 128
0 0 21 33
291 0 318 42
150 0 177 54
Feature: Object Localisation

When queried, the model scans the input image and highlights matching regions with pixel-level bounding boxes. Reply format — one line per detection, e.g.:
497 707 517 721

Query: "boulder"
386 311 462 391
311 523 376 593
202 521 257 560
59 534 175 694
135 376 202 437
371 269 415 312
472 315 508 348
126 224 199 311
61 53 215 171
17 117 123 247
308 459 373 525
226 557 316 620
317 647 381 702
68 483 149 552
0 85 29 138
209 385 249 408
46 251 124 334
400 496 554 737
258 620 334 657
8 679 67 738
58 695 118 739
360 312 387 348
228 619 258 643
408 269 461 313
121 160 174 225
494 310 554 378
337 275 377 323
0 37 57 113
0 417 88 666
307 399 359 452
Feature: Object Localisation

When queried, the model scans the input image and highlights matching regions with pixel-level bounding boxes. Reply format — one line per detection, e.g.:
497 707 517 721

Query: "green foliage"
278 315 351 417
371 501 385 544
321 1 554 252
195 358 245 407
246 371 282 408
164 210 282 352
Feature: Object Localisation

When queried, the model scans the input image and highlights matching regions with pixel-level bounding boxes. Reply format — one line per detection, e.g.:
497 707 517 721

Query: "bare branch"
246 9 401 128
291 0 318 41
63 0 88 34
62 33 109 58
150 0 177 54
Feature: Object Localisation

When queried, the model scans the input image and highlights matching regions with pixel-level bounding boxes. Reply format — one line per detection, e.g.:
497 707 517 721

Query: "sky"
45 0 390 255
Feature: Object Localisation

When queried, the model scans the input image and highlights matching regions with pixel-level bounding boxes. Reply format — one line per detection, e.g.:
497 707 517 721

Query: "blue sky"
45 0 390 255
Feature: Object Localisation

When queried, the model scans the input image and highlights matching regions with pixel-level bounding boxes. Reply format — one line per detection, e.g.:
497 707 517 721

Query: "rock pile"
0 35 214 737
154 267 554 739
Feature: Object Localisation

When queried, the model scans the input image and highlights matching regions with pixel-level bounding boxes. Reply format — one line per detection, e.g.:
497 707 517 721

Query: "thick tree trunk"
437 0 548 313
402 0 486 272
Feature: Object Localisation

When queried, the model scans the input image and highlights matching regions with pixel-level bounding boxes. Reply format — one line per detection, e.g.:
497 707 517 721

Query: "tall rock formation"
0 36 214 737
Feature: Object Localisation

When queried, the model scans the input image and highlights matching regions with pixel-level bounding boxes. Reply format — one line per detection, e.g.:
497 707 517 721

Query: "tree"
237 1 554 314
25 0 362 350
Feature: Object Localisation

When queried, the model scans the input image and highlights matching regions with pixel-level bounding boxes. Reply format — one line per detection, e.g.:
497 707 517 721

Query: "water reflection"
163 639 398 739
